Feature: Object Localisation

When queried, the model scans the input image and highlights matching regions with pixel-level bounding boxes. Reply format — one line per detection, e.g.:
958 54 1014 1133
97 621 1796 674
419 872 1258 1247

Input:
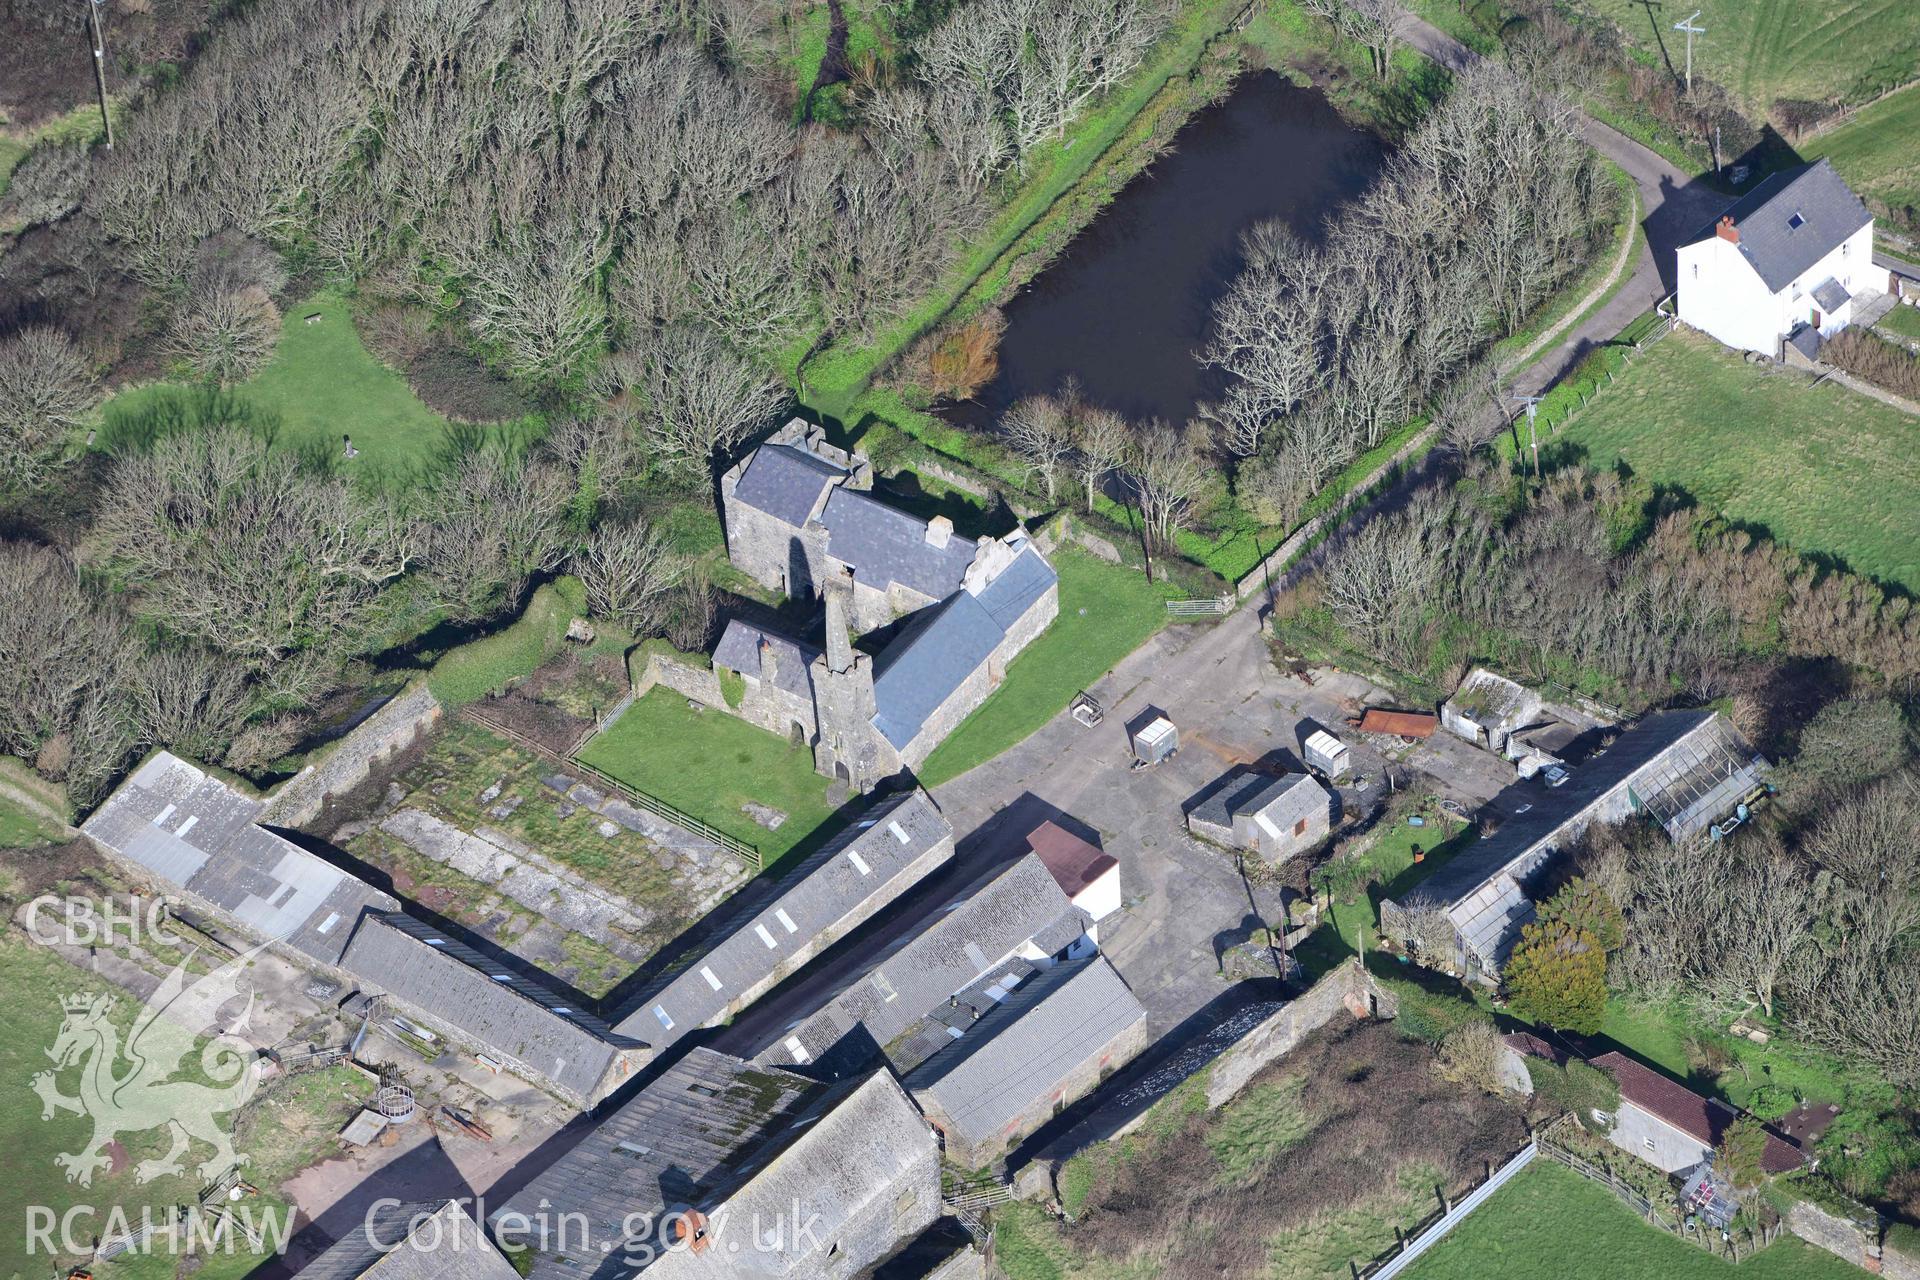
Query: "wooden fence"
462 704 761 871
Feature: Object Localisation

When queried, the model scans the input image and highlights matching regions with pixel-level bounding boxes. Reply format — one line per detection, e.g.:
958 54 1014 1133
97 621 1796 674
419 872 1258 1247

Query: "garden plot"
341 716 751 998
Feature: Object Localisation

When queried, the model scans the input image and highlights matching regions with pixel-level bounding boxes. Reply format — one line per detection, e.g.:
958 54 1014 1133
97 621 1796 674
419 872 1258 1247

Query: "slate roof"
905 955 1145 1150
732 444 847 527
1788 325 1823 360
1025 821 1117 900
1589 1052 1805 1174
1188 771 1323 832
819 488 978 600
644 1070 939 1280
870 546 1057 750
1400 710 1716 912
298 1200 520 1280
872 594 1003 749
1700 160 1872 294
765 852 1082 1071
341 913 634 1102
81 751 397 966
496 1048 826 1280
610 790 955 1043
1812 277 1851 311
712 620 820 700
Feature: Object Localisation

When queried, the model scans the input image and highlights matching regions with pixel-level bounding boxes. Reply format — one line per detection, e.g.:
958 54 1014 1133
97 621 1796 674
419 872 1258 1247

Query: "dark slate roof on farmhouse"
340 913 632 1100
81 751 397 967
732 443 846 526
1589 1052 1805 1174
495 1047 825 1280
713 619 820 700
1401 709 1714 911
769 852 1081 1070
610 789 953 1043
870 547 1057 750
1699 160 1872 294
298 1200 520 1280
821 487 978 599
905 955 1144 1149
1812 277 1851 311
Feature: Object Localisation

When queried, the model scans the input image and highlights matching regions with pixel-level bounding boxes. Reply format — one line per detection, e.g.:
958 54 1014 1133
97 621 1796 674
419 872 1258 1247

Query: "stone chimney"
823 566 857 674
757 635 778 689
924 514 953 549
1716 215 1739 244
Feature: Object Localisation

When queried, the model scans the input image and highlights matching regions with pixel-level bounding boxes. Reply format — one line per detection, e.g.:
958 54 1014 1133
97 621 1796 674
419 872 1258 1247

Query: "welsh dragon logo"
31 944 268 1187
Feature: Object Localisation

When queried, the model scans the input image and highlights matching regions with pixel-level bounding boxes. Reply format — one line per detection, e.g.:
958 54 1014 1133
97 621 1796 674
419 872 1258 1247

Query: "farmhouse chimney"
758 635 778 689
1716 215 1739 244
824 566 857 674
924 514 953 549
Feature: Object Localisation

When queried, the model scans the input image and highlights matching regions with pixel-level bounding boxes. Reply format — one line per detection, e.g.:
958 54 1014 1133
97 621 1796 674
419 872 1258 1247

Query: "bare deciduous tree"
1127 421 1212 556
621 324 786 480
427 451 574 621
1003 394 1077 504
1072 404 1130 513
0 327 97 490
575 516 689 635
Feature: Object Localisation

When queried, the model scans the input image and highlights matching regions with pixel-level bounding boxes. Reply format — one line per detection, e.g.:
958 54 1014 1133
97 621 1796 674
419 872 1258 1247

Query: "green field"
1880 302 1920 343
1571 0 1920 116
1554 329 1920 592
101 289 529 480
578 687 844 869
0 938 369 1280
1404 1161 1865 1280
1804 81 1920 225
917 548 1173 785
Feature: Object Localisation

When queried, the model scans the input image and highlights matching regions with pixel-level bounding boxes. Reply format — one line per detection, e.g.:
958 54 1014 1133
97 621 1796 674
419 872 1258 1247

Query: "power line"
1673 10 1705 96
87 0 114 148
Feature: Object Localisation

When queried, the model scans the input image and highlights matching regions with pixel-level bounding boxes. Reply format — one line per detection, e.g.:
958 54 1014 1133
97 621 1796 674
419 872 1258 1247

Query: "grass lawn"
1880 302 1920 343
1553 329 1920 592
916 548 1174 785
1804 81 1920 230
422 577 632 710
100 289 533 482
578 687 843 869
1569 0 1920 117
0 938 369 1280
0 799 63 849
1403 1161 1865 1280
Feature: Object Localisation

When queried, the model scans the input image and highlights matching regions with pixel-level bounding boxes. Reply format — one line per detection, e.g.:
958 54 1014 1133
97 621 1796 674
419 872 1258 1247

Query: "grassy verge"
917 548 1175 785
797 0 1253 419
1541 328 1920 593
1403 1161 1865 1279
1879 303 1920 343
577 687 842 869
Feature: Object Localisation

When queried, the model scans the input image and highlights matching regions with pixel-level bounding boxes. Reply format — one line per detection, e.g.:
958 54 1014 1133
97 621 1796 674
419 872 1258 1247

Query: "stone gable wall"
1204 964 1391 1109
265 684 443 830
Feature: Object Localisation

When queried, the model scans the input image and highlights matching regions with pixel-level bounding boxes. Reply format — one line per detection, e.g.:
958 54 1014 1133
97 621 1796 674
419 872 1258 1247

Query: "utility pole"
1673 10 1704 95
87 0 113 148
1514 394 1544 478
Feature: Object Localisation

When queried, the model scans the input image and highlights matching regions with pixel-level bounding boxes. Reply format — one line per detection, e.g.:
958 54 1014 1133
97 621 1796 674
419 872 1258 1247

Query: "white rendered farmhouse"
1676 160 1875 357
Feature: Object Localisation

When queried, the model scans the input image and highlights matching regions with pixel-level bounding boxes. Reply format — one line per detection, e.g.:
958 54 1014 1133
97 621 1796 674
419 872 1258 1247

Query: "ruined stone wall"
1784 1200 1902 1277
1204 964 1389 1109
721 497 821 599
637 652 728 707
265 685 443 830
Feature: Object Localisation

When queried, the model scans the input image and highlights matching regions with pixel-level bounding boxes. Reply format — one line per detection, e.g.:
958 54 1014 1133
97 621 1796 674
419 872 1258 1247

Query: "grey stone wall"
1204 964 1385 1109
638 652 727 707
1785 1200 1883 1274
723 497 825 599
265 685 443 829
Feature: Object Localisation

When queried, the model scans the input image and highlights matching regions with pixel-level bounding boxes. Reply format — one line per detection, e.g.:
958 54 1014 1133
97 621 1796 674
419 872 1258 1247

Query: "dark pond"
948 71 1387 428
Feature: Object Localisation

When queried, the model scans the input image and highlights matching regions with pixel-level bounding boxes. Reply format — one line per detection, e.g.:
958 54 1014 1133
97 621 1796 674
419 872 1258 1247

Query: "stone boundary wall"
1786 1199 1918 1278
636 650 728 708
1204 963 1394 1108
265 684 443 829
